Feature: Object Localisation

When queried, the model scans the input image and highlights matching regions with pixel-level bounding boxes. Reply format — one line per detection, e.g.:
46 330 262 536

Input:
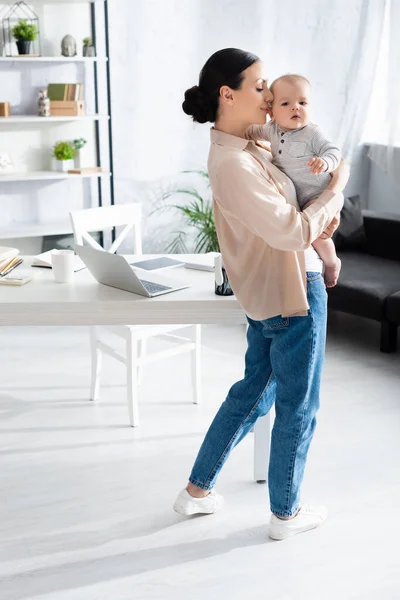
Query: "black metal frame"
90 0 114 208
90 0 115 244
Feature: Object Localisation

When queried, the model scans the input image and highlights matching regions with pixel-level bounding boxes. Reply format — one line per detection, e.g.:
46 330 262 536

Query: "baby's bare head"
270 74 311 130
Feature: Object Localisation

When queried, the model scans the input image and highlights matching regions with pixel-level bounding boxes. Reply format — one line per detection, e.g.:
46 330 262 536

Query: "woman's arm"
214 155 348 252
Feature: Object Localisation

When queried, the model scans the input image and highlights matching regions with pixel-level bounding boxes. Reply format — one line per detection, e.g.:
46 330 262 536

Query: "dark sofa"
327 202 400 353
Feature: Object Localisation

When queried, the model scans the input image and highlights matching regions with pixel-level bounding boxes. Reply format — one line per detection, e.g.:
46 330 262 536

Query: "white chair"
69 203 201 427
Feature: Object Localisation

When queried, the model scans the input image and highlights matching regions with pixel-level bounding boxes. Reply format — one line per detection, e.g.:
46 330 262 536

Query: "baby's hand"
308 157 328 175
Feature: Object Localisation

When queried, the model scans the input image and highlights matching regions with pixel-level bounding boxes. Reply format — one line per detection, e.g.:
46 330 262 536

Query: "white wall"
368 149 400 214
108 0 374 252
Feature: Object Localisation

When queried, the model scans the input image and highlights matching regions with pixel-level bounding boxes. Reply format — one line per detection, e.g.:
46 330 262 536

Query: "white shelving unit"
0 221 74 240
0 0 114 249
1 115 108 123
0 56 107 62
0 171 111 183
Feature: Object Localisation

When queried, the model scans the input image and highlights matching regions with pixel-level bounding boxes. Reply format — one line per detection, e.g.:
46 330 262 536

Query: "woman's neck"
214 115 249 138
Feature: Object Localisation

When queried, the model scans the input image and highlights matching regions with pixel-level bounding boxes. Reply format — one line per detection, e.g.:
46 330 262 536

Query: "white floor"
0 315 399 600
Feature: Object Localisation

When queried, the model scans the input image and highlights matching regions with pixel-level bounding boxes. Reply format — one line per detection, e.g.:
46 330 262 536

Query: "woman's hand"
327 158 350 194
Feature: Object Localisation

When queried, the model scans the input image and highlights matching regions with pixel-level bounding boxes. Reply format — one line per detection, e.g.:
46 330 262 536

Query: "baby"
247 74 342 287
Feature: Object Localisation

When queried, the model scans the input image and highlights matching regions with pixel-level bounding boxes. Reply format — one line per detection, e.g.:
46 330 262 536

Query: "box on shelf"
50 101 85 117
0 102 10 117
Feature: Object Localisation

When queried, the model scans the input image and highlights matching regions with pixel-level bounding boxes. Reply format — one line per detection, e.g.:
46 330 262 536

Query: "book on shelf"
47 83 84 102
0 246 19 270
32 250 86 272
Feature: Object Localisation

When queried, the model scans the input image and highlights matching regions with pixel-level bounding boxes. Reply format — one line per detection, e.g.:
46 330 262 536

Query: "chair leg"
90 326 102 401
191 325 202 405
380 321 398 353
137 338 147 386
126 333 140 427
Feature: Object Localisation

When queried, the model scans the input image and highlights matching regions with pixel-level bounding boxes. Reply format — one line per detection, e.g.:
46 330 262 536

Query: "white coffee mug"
51 249 75 283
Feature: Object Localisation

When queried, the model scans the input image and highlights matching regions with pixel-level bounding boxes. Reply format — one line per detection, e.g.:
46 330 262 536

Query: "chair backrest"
69 203 142 254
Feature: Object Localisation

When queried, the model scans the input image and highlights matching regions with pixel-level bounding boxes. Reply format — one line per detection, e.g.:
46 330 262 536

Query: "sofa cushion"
362 211 400 261
333 195 367 251
386 292 400 325
328 252 400 321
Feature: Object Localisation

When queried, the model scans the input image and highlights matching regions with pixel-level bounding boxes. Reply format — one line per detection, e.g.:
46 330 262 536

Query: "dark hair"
182 48 260 124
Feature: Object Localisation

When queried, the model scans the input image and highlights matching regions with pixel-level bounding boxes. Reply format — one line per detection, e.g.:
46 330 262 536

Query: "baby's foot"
324 258 341 288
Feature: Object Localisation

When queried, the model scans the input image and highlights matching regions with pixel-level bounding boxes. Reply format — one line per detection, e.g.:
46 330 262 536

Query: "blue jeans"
189 272 327 518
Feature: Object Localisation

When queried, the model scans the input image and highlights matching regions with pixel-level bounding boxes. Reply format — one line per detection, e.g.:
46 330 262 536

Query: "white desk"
0 255 271 482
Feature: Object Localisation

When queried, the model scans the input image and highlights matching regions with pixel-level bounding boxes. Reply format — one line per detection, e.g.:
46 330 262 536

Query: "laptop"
74 245 190 297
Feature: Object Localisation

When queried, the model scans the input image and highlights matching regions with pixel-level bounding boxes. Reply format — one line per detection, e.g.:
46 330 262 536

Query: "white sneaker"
173 488 224 516
268 503 328 540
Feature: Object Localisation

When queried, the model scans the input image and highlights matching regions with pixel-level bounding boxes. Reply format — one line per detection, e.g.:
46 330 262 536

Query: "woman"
173 48 349 540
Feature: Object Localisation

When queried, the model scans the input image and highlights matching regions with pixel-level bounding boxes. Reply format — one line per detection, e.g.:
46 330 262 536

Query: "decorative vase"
214 254 233 296
16 40 31 55
215 266 234 296
74 151 81 169
55 159 73 172
83 45 95 57
61 34 77 57
37 89 50 117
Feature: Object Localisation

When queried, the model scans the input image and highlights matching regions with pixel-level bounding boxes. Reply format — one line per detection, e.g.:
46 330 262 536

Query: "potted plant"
11 19 39 55
72 138 87 169
154 170 219 254
154 170 234 295
53 141 76 172
82 36 95 57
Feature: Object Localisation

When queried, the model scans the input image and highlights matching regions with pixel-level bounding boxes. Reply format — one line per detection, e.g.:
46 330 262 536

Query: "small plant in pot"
11 20 39 55
82 36 95 57
53 141 76 172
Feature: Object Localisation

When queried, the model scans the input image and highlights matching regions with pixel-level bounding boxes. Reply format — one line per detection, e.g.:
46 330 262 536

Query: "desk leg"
253 411 272 483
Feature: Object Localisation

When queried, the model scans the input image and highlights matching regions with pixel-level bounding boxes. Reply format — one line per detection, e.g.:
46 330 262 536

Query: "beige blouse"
208 128 344 320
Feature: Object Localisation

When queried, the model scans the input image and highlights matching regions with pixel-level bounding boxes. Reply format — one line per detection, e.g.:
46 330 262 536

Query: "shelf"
33 0 104 3
0 171 111 183
0 56 107 63
0 221 73 240
0 115 109 124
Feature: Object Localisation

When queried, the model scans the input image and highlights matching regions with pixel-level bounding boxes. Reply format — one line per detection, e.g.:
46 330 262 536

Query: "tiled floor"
0 315 399 600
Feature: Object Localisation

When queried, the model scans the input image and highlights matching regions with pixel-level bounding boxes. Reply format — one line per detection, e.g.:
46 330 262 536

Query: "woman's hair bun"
182 85 214 124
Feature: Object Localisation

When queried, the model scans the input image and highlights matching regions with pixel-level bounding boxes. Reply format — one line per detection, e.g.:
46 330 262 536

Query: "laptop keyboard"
139 279 172 294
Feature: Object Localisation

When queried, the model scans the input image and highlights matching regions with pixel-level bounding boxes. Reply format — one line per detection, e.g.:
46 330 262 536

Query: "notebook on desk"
32 250 86 272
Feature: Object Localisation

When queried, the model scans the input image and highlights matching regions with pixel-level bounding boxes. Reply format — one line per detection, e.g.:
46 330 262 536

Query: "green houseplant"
155 170 219 254
82 36 95 57
53 141 76 172
11 19 39 55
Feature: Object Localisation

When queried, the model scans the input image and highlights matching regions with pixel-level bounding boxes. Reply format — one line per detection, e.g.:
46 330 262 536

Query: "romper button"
281 139 284 143
278 150 282 154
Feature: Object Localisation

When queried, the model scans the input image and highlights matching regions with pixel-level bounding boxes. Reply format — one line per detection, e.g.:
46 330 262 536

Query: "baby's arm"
245 121 273 142
309 126 341 174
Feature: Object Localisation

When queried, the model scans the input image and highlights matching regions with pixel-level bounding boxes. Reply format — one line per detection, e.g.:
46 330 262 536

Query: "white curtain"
335 0 387 160
367 0 400 182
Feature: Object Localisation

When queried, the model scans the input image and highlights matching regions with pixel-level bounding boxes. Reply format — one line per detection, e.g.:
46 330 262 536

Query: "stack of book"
0 246 22 276
48 83 84 102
